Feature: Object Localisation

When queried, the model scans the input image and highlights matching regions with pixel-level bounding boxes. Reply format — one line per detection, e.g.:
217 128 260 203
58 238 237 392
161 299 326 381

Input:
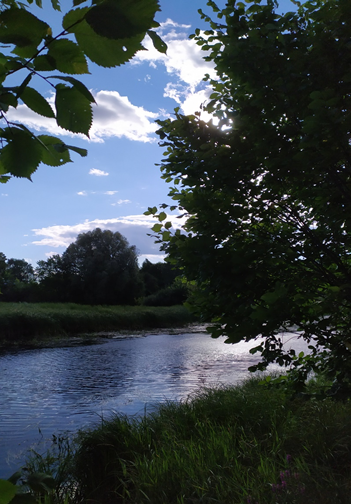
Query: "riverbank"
17 376 351 504
0 302 195 347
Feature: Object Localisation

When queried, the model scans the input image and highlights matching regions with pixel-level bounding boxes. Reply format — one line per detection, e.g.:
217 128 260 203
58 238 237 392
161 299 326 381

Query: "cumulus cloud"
133 21 218 117
4 21 219 143
31 214 187 259
104 191 118 195
77 191 87 196
6 90 161 143
89 168 109 176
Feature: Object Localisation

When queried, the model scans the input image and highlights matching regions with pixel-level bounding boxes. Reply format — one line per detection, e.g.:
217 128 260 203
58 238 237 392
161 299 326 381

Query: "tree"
147 0 351 394
140 259 180 296
57 228 142 304
0 255 36 300
36 254 67 301
6 258 34 282
0 0 166 183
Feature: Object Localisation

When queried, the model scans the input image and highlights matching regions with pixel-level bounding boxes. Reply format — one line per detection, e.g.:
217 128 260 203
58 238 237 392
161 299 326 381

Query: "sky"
1 0 294 267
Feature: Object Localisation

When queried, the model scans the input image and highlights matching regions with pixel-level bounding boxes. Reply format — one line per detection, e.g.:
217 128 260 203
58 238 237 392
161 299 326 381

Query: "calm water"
0 329 306 478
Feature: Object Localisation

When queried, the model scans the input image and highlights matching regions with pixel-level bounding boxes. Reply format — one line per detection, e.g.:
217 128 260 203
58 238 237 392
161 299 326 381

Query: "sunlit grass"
24 376 351 504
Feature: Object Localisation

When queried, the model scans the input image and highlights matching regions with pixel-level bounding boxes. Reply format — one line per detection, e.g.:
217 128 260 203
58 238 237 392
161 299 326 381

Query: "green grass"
0 302 194 345
23 377 351 504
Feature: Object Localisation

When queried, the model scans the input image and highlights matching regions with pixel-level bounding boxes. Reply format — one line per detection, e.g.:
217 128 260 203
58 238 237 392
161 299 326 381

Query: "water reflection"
0 330 308 478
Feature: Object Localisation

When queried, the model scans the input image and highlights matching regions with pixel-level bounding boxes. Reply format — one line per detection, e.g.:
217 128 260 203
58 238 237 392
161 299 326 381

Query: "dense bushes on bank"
0 303 194 344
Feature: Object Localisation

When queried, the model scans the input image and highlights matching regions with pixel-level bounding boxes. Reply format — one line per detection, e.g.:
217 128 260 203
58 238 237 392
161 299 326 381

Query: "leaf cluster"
0 0 166 182
148 0 351 394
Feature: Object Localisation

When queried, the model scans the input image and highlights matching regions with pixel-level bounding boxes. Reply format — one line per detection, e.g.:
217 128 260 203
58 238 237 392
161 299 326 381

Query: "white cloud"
134 31 216 87
31 214 187 258
45 251 60 258
4 22 219 144
1 193 8 196
6 90 161 143
133 24 218 117
104 191 118 195
111 199 131 206
139 254 166 264
77 191 87 196
89 168 109 176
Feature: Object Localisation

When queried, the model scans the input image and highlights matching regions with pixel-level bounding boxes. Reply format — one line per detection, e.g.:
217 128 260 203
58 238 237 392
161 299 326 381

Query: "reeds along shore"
23 376 351 504
0 302 194 344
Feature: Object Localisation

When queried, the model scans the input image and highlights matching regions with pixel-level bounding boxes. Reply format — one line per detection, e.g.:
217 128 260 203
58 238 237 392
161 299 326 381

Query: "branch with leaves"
0 0 167 182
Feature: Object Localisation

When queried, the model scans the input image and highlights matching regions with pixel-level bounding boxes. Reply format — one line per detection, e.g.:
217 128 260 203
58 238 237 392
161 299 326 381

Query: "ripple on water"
0 331 309 478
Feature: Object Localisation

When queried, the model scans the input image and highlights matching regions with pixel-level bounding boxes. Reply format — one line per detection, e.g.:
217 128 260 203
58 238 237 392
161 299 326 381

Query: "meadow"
11 376 351 504
0 302 194 345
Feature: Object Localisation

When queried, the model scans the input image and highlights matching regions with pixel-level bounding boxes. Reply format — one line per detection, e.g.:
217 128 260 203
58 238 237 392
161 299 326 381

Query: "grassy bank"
0 303 194 345
21 377 351 504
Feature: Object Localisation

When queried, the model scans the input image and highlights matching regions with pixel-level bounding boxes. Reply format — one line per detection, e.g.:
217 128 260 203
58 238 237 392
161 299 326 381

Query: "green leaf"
47 39 89 74
158 211 167 221
55 83 92 135
16 72 33 97
7 472 21 485
147 30 167 54
162 231 171 240
26 472 56 493
33 54 56 71
20 87 55 118
63 8 146 67
85 0 160 40
0 8 50 57
51 0 61 10
51 75 95 102
37 135 71 166
0 479 16 504
0 92 18 112
151 223 162 232
0 127 43 179
65 144 87 157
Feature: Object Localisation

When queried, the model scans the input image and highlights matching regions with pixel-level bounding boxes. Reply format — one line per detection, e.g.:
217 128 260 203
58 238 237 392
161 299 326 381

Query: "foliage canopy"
0 0 166 183
36 228 142 304
147 0 351 394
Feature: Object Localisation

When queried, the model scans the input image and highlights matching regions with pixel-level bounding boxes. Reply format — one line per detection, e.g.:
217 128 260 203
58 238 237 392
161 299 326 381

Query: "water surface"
0 329 306 478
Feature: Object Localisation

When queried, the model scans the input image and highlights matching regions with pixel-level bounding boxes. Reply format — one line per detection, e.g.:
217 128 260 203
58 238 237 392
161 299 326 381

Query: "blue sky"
1 0 294 266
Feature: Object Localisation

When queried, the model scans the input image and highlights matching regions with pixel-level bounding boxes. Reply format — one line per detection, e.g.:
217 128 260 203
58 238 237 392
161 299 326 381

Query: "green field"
0 302 194 345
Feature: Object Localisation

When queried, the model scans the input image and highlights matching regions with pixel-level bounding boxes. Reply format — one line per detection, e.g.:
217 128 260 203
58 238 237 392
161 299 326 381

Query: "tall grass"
24 377 351 504
0 303 194 344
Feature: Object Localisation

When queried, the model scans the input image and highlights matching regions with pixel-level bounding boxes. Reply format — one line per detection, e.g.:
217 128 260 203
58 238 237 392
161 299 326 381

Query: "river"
0 327 307 479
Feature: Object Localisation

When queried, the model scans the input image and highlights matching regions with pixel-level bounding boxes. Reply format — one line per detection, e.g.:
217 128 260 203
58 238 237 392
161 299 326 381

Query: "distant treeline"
0 228 188 306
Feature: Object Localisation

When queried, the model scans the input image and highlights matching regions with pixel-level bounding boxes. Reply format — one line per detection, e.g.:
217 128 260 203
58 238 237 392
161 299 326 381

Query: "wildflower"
281 480 287 490
286 454 292 464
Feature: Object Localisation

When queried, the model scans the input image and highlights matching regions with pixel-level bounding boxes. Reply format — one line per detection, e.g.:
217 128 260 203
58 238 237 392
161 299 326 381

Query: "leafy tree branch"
0 0 167 182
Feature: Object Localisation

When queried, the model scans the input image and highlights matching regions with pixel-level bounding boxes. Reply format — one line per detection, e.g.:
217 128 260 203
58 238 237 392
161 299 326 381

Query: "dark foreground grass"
0 302 194 345
23 377 351 504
